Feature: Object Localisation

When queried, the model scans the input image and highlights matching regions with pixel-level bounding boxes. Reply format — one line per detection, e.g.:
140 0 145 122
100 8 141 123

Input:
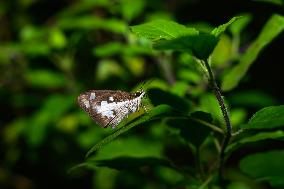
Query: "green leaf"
199 93 223 124
120 0 145 21
166 111 213 147
95 59 126 81
226 130 284 153
241 105 284 129
90 156 170 170
59 16 127 33
229 14 252 36
25 70 67 89
153 34 218 59
86 105 177 157
222 14 284 91
26 95 74 147
211 16 241 37
240 150 284 187
253 0 284 6
93 42 123 57
169 81 189 97
93 42 152 57
48 27 67 49
228 90 278 108
147 88 191 113
130 20 199 41
131 19 235 59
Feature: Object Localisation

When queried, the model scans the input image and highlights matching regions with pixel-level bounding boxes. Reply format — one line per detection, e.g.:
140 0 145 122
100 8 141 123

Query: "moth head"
133 90 145 98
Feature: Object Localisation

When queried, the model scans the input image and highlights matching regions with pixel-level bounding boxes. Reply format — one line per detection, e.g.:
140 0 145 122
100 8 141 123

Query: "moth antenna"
136 78 155 94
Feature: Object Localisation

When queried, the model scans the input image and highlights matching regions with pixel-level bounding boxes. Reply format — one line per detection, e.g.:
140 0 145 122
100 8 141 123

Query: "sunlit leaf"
169 81 188 97
48 27 67 49
229 14 252 36
130 20 199 40
211 35 233 67
120 0 145 21
131 18 241 59
20 25 44 42
93 42 123 57
230 108 247 127
199 93 224 124
96 59 126 81
211 16 241 37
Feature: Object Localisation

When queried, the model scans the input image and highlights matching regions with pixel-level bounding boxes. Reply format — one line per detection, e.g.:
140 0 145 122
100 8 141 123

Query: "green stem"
203 59 232 180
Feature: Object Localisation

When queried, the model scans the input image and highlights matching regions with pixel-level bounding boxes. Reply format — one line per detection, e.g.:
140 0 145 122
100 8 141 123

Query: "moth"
77 90 145 128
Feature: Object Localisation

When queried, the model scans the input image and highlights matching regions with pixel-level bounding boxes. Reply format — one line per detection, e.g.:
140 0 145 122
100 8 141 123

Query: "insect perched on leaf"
77 90 145 128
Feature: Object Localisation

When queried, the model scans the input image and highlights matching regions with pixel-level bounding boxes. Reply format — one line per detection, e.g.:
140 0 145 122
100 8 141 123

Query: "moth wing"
107 102 131 127
77 90 132 128
77 94 110 127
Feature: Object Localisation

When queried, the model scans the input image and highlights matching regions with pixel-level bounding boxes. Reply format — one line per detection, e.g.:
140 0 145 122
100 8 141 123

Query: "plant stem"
202 59 232 180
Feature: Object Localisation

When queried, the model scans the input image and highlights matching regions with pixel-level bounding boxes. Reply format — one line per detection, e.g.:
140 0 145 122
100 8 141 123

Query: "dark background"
1 0 283 189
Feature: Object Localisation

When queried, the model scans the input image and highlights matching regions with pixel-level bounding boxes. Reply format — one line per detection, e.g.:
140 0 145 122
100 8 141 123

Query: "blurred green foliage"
1 0 284 189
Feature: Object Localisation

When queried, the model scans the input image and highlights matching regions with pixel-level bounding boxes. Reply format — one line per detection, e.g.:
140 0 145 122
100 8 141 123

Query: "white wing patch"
82 99 90 108
93 92 145 128
90 93 96 100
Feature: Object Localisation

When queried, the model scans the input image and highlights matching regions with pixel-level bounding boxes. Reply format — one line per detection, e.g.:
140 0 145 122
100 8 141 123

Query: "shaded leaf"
59 16 127 33
25 70 67 89
228 90 278 108
153 34 218 59
241 105 284 129
26 95 74 147
93 42 152 57
90 156 170 170
166 111 213 147
240 150 284 187
90 137 163 161
222 14 284 91
226 130 284 153
148 88 191 113
253 0 284 6
86 105 178 157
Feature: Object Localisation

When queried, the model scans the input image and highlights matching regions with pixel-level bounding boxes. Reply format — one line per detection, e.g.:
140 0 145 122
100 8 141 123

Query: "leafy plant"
1 1 284 189
79 16 284 188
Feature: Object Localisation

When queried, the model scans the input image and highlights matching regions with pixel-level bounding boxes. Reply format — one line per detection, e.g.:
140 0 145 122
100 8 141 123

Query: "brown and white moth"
77 90 145 128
